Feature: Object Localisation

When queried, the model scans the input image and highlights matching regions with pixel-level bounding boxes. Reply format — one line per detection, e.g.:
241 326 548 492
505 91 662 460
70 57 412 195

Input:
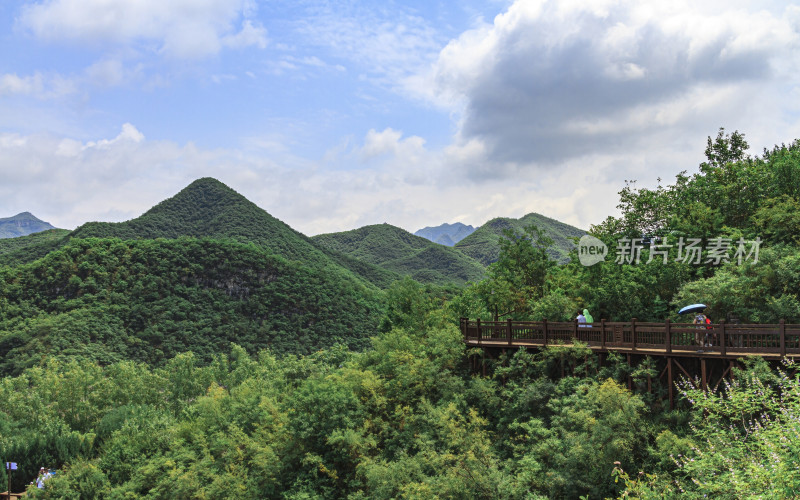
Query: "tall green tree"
479 225 556 320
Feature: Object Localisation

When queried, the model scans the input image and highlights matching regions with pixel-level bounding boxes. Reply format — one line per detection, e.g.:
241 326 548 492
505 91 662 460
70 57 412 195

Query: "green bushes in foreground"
2 286 798 498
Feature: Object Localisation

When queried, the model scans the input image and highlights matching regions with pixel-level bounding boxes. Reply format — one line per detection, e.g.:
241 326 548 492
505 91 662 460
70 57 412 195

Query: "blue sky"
2 0 799 235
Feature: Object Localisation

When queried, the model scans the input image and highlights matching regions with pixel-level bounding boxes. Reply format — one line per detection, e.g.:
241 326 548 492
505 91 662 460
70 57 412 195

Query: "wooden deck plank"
464 336 795 360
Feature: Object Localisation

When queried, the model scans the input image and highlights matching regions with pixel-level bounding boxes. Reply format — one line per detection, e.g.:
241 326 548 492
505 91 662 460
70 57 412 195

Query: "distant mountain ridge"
0 180 586 280
414 222 475 246
455 212 586 265
312 223 485 286
0 212 56 238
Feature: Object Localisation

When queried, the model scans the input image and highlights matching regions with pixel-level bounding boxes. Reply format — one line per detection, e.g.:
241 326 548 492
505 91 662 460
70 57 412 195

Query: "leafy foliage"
616 358 800 498
0 322 664 499
312 223 486 286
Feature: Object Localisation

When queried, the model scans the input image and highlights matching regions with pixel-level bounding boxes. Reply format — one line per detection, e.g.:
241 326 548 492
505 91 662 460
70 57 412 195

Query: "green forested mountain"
0 228 71 266
0 237 383 375
0 212 56 238
71 178 345 266
454 212 586 265
4 178 394 288
312 223 486 286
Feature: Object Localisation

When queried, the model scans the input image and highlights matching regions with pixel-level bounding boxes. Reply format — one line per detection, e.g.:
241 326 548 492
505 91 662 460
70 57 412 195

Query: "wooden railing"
460 318 800 357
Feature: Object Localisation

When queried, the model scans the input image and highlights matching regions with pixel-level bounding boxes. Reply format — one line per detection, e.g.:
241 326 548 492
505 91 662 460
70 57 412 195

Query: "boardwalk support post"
507 318 513 346
632 318 637 351
476 318 481 346
720 320 726 357
701 358 708 392
601 319 606 349
780 319 786 358
543 319 549 346
665 319 672 354
668 358 674 410
627 354 632 390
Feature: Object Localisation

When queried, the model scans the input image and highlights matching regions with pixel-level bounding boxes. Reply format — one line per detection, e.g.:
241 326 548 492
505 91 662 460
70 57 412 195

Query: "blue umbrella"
678 303 707 315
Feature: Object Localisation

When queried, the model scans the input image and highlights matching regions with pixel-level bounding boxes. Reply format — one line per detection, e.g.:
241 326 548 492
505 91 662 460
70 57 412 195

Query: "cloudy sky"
2 0 799 235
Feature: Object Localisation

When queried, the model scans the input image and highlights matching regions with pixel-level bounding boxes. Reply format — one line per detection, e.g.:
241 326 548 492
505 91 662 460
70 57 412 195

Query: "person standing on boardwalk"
693 313 707 347
583 309 594 328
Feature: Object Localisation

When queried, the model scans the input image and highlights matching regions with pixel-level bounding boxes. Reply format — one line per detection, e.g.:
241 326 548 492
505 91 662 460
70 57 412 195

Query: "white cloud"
0 72 78 99
360 128 427 162
292 2 444 100
0 124 281 228
83 123 145 150
222 20 268 50
5 1 800 239
431 0 800 173
0 124 620 237
0 60 138 101
0 73 43 96
18 0 267 59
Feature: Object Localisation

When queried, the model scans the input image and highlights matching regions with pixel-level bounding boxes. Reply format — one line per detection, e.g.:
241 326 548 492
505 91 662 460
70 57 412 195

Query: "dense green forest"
454 212 585 266
0 237 384 374
312 223 486 286
2 130 800 497
0 229 71 267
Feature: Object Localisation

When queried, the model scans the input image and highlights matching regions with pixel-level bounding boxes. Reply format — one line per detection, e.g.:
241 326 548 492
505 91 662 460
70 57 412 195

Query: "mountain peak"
0 212 56 238
142 177 253 220
70 177 315 258
414 222 475 246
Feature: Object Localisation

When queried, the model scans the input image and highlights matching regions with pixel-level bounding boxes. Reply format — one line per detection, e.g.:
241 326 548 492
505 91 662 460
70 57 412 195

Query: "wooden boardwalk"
461 318 800 408
461 318 800 359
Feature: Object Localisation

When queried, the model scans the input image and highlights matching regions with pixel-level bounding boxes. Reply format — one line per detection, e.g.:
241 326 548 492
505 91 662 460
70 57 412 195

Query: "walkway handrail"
460 318 800 357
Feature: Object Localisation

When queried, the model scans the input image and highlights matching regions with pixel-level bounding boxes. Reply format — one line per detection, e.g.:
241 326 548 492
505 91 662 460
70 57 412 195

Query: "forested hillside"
0 287 794 498
312 223 485 286
455 212 585 265
0 237 384 375
0 229 71 266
